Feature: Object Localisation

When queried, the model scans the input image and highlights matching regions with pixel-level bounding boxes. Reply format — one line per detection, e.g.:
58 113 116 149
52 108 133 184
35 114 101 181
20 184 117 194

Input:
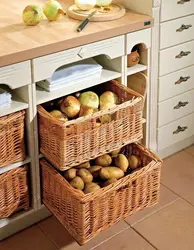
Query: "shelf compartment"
127 64 147 76
36 69 121 105
0 92 28 117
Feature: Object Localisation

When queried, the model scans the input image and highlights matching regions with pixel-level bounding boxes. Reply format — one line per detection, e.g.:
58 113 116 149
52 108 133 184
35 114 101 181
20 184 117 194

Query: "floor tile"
125 184 179 226
134 198 194 250
0 225 57 250
161 150 194 205
38 216 129 250
185 145 194 156
93 227 155 250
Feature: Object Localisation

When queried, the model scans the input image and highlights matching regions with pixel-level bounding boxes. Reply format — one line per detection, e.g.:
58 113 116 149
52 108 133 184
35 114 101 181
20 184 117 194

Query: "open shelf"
0 93 28 117
127 64 147 76
0 157 31 175
36 69 121 105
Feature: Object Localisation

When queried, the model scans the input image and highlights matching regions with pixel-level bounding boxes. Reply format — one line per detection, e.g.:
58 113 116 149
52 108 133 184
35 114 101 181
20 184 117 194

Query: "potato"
99 167 124 180
103 178 117 187
115 154 129 172
109 149 121 157
77 169 93 184
84 183 101 194
88 165 102 178
64 168 77 180
75 161 90 169
70 177 84 190
128 155 141 169
95 154 112 167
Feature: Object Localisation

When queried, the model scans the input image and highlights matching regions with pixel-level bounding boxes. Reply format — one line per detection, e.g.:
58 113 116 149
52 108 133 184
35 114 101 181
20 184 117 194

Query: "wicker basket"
41 143 162 245
38 80 143 171
0 111 25 168
0 166 29 219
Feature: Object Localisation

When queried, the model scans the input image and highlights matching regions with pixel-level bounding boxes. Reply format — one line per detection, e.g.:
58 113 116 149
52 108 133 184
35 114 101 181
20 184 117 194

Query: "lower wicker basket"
0 166 29 219
41 143 162 245
0 110 25 167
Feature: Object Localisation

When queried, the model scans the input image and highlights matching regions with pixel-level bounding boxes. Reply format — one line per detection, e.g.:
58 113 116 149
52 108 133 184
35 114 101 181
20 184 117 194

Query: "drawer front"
0 61 31 89
126 28 151 54
159 66 194 102
158 113 194 150
161 0 194 22
158 89 194 127
159 40 194 76
33 36 125 82
160 15 194 49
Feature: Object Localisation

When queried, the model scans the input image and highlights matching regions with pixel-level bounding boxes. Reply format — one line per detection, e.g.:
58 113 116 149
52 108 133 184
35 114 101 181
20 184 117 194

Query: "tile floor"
1 145 194 250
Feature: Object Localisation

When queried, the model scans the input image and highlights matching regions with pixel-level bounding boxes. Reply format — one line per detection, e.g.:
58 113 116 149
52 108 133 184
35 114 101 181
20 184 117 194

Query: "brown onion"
60 96 80 118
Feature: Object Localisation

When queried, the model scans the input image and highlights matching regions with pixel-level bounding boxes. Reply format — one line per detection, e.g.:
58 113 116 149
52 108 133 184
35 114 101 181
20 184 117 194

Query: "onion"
79 91 99 109
99 103 116 124
79 105 94 117
60 96 81 118
100 91 118 108
49 110 68 122
22 5 43 26
75 0 96 10
96 0 112 7
43 0 64 21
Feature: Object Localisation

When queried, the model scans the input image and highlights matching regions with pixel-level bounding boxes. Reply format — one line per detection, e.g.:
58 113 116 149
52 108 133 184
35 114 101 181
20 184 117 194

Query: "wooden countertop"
0 0 152 67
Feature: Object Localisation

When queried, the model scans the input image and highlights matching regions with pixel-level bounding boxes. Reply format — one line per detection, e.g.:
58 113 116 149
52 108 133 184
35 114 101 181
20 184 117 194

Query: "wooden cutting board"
67 4 126 21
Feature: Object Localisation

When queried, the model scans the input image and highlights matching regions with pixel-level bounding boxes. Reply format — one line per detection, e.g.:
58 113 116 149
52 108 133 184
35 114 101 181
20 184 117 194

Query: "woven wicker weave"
38 80 143 171
41 143 162 245
0 166 29 219
0 111 25 168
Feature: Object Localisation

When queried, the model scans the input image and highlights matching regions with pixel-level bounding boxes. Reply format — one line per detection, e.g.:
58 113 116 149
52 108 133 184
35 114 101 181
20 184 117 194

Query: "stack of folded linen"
37 58 103 92
0 87 12 108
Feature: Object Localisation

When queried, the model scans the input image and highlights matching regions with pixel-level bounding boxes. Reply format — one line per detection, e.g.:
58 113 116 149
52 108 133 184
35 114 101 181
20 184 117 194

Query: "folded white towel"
47 58 102 85
0 87 12 107
38 72 101 92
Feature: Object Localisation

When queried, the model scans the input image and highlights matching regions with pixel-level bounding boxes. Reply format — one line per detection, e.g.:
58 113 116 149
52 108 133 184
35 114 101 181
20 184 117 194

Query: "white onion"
96 0 112 7
75 0 96 10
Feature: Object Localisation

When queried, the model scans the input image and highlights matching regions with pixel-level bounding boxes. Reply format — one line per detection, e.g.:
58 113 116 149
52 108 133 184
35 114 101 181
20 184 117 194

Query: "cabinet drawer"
160 15 194 49
158 113 194 150
33 36 124 82
0 61 31 89
159 66 194 102
159 40 194 76
160 0 194 22
126 28 151 54
158 89 194 127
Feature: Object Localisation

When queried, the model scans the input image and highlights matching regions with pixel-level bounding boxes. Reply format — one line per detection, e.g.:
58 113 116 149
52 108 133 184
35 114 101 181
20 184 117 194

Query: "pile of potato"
63 148 141 194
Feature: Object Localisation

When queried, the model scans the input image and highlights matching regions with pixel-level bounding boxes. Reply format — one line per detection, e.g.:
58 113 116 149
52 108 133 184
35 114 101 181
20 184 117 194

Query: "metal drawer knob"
173 125 188 134
176 24 192 32
177 0 190 4
175 51 191 58
175 76 190 84
174 101 189 109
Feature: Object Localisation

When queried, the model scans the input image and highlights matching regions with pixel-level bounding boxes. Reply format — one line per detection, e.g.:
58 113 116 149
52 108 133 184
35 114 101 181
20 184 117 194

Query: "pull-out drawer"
160 15 194 49
158 89 194 127
33 35 125 82
159 40 194 76
0 61 31 89
158 113 194 150
159 66 194 102
160 0 194 22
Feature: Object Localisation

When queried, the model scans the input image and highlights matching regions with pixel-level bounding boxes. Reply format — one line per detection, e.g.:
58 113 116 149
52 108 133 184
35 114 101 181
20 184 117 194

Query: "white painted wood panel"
158 113 194 150
126 28 151 54
159 65 194 102
159 40 194 76
161 0 194 22
33 36 125 82
0 61 31 89
160 15 194 49
158 89 194 127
